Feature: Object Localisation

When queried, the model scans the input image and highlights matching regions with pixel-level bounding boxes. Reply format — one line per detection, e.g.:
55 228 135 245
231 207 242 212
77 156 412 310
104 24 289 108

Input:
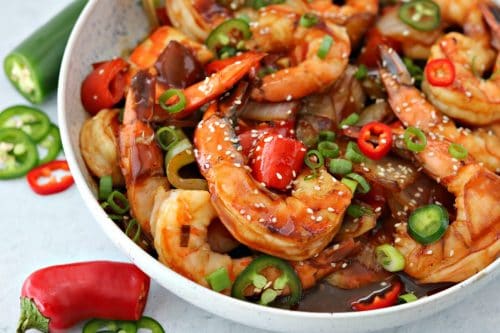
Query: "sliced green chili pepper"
0 128 38 179
206 19 251 56
304 149 324 170
165 138 208 190
399 0 441 32
408 204 449 245
375 244 406 272
137 317 165 333
0 105 50 142
107 190 130 215
404 127 427 152
3 0 87 103
159 89 187 114
37 124 61 165
329 158 352 176
82 318 137 333
206 267 232 292
448 143 468 160
345 141 366 163
98 175 113 201
317 35 333 60
318 141 340 158
232 255 302 306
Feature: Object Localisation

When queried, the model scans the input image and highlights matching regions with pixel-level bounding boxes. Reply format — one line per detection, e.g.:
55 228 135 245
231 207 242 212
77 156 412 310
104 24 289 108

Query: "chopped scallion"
304 150 324 170
375 244 406 272
448 143 467 160
317 35 333 60
206 267 231 292
328 158 352 176
318 141 340 158
403 127 427 152
159 89 187 114
98 175 113 201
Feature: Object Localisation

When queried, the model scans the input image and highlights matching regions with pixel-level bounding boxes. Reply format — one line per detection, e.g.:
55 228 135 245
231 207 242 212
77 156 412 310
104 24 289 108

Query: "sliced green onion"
319 130 336 142
304 150 324 170
299 13 319 28
125 219 142 243
403 127 427 152
98 175 113 201
159 89 187 114
347 204 373 218
345 173 370 194
448 143 467 160
375 244 406 272
399 293 418 304
318 141 340 158
106 190 130 215
341 177 358 193
354 64 368 80
408 204 449 245
345 141 366 163
206 267 231 292
339 113 360 128
156 126 180 151
328 158 352 176
317 35 333 60
403 57 424 86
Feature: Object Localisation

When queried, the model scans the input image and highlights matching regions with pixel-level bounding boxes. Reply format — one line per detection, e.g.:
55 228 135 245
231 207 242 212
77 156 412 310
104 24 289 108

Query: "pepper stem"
16 297 49 333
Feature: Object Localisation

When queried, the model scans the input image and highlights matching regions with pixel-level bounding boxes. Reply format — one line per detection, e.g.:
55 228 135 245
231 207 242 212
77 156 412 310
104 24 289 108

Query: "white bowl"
58 1 500 332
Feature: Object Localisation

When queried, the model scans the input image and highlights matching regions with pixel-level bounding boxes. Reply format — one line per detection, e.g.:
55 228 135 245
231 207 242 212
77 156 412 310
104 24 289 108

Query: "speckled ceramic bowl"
58 1 500 332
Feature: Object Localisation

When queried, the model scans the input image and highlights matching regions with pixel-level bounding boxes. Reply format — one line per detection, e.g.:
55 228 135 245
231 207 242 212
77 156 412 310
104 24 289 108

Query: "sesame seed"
276 172 283 180
426 249 433 255
306 208 314 214
333 244 340 250
341 262 348 269
449 250 455 257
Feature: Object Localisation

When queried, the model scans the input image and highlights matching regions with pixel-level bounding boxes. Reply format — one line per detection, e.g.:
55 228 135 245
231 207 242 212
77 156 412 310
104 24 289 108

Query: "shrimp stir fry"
77 0 500 312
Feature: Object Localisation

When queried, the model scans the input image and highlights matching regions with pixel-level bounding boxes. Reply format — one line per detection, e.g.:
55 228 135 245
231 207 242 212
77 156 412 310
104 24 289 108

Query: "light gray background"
0 1 498 332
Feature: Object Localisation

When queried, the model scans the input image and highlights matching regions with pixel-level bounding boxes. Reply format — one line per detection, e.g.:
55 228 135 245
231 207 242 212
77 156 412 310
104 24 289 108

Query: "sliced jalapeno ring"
37 124 61 165
408 204 449 245
231 255 302 306
206 19 252 56
82 318 137 333
137 316 165 333
399 0 441 32
0 128 38 179
0 105 50 142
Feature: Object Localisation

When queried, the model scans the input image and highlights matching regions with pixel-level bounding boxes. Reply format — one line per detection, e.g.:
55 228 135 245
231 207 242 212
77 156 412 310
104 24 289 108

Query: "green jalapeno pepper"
231 255 302 306
206 19 252 57
0 128 38 179
38 124 62 165
399 0 441 32
0 105 50 142
408 204 449 244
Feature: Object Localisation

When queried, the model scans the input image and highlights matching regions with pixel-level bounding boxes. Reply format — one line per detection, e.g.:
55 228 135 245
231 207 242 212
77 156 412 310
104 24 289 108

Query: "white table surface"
0 1 498 332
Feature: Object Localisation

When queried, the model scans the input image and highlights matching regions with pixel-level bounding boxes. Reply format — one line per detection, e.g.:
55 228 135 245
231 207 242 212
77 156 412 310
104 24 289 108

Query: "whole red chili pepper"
17 261 150 333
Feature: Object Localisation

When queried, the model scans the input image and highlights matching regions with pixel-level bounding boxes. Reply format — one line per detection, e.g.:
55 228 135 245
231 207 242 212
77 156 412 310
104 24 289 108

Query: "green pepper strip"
0 128 38 179
165 138 208 190
231 255 302 306
408 204 449 245
205 18 252 55
159 89 187 114
82 318 137 333
403 127 427 152
0 105 51 142
375 244 406 272
399 0 441 32
37 124 61 165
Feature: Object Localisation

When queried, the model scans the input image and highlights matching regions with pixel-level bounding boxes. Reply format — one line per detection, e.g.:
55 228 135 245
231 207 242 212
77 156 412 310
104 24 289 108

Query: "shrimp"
307 0 379 47
249 5 351 102
166 0 232 42
380 48 500 283
150 187 360 292
194 102 352 261
80 108 124 186
421 32 500 125
380 45 500 173
150 188 252 289
129 25 214 70
119 69 169 235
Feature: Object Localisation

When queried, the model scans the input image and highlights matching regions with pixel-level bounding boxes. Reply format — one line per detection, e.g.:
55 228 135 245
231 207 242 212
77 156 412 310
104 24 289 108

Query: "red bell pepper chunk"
425 58 455 87
358 29 401 68
357 122 393 160
251 134 306 191
238 120 295 157
26 160 74 195
17 261 150 333
351 279 403 311
81 58 129 115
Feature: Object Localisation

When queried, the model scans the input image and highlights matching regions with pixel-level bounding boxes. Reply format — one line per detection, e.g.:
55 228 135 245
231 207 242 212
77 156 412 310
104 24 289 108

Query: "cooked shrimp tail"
119 69 169 235
480 2 500 49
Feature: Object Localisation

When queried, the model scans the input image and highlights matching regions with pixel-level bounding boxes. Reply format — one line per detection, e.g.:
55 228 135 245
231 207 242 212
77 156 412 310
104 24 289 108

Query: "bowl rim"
57 0 500 323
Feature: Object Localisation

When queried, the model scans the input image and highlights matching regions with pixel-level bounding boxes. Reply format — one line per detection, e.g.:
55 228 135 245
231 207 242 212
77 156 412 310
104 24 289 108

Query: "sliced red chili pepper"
238 120 295 157
357 122 393 160
26 160 74 195
358 29 401 68
204 52 261 76
425 58 455 87
351 279 403 311
251 134 306 191
17 261 150 333
81 58 129 115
